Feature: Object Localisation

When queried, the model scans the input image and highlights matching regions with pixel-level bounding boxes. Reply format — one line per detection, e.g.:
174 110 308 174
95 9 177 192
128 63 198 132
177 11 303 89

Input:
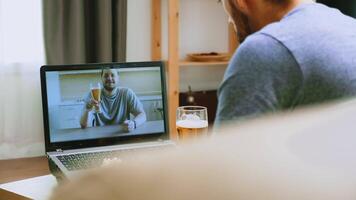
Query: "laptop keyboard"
56 145 170 171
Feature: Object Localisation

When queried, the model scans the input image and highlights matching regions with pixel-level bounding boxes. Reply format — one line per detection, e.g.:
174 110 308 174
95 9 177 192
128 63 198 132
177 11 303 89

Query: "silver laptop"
40 61 172 180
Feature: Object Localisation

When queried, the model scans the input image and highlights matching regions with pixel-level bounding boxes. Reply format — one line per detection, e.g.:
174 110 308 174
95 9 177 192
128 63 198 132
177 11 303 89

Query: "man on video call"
215 0 356 127
80 68 147 132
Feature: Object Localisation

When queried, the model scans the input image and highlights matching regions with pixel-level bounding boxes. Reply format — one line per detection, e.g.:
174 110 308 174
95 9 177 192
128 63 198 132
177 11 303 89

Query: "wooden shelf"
179 60 229 66
151 0 239 139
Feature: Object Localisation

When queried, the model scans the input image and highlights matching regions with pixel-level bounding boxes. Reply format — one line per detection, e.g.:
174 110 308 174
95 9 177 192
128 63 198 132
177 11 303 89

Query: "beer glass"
176 106 208 141
90 83 101 113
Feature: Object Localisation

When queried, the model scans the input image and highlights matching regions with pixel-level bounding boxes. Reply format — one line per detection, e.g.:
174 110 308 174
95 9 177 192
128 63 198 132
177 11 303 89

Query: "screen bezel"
40 61 169 152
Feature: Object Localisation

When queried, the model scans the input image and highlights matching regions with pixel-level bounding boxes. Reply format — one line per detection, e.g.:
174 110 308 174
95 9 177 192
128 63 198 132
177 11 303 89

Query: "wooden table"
52 120 165 142
0 156 50 200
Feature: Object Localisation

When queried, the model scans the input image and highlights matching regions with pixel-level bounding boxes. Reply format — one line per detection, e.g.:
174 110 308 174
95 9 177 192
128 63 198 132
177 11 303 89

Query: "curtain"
0 63 45 159
43 0 127 64
0 0 45 159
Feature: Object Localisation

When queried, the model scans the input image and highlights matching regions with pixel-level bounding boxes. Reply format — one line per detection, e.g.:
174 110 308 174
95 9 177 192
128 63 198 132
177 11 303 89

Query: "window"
0 0 44 64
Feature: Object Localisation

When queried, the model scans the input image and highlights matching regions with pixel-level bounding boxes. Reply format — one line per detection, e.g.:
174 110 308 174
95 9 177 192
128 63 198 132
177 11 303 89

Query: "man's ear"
235 0 250 14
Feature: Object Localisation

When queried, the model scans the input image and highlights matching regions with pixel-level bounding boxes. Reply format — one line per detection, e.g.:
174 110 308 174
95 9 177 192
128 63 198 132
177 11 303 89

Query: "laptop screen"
41 62 168 151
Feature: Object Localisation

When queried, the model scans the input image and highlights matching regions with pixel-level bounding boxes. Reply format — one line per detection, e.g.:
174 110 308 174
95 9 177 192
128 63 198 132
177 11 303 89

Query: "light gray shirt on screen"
215 3 356 127
84 87 144 126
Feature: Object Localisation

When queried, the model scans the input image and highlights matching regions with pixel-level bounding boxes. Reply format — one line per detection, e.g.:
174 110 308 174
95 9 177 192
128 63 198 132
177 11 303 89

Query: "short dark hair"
100 67 119 77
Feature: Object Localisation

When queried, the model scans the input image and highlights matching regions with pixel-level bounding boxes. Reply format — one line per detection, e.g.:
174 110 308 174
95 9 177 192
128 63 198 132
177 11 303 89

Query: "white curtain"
0 0 45 159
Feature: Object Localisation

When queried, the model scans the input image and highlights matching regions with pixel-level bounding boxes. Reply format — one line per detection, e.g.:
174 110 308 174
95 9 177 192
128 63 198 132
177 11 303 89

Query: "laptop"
40 61 173 180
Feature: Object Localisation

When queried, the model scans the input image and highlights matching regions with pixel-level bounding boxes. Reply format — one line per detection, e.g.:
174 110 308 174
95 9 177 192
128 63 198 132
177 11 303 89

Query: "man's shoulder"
240 33 282 51
225 33 299 82
259 3 356 45
118 87 135 96
232 33 291 65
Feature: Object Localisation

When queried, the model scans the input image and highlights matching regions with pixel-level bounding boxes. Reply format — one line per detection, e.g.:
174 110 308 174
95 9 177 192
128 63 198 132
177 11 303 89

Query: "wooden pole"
168 0 180 139
151 0 162 60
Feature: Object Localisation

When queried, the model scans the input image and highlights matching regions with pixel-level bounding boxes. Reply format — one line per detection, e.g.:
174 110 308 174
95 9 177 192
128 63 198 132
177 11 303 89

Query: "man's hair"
100 67 119 77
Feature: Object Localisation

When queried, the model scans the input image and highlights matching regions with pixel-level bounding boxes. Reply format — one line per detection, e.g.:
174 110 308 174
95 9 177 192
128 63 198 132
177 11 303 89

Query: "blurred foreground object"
50 98 356 200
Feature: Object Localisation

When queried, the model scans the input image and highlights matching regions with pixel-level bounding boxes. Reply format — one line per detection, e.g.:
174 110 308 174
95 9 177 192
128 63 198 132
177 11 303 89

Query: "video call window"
45 66 165 143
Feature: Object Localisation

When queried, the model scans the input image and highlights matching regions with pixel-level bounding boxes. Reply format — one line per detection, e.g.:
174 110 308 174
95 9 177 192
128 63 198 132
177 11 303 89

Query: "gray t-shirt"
84 87 144 126
215 3 356 127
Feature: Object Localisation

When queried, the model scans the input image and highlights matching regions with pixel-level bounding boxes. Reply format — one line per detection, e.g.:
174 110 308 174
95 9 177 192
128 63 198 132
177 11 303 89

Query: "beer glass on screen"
90 83 101 113
176 106 208 141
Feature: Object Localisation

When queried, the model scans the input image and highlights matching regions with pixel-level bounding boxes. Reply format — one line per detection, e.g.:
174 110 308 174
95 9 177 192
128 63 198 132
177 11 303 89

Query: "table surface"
52 120 165 142
0 156 50 200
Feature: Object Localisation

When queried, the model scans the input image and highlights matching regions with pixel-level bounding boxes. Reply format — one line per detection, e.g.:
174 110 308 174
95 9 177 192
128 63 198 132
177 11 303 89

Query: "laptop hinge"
56 149 63 152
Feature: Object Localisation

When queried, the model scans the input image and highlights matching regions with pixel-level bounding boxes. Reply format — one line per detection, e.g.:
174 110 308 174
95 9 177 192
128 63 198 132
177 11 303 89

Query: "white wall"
127 0 230 92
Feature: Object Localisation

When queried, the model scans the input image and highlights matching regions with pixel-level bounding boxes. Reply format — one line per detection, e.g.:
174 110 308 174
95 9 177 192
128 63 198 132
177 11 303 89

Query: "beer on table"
176 106 208 141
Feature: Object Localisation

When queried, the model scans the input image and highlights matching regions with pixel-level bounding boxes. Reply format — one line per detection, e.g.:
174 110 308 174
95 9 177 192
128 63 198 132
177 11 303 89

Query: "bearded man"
80 68 146 131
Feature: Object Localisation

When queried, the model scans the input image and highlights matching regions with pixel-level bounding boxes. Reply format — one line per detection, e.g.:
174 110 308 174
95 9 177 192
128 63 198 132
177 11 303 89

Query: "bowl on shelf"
186 52 230 62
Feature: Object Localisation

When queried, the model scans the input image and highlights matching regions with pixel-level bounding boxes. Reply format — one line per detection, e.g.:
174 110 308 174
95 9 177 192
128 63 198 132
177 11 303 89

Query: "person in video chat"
80 68 146 131
215 0 356 128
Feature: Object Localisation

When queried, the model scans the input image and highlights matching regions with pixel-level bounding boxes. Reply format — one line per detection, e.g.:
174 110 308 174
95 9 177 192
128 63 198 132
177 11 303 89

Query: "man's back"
216 3 356 124
262 3 356 105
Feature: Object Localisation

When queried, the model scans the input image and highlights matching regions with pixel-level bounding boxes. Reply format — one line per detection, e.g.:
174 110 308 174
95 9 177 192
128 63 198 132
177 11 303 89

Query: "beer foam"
176 120 208 129
182 114 201 121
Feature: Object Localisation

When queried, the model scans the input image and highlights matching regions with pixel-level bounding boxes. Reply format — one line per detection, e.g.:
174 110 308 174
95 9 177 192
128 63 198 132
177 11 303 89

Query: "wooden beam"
228 23 239 55
168 0 180 140
151 0 162 60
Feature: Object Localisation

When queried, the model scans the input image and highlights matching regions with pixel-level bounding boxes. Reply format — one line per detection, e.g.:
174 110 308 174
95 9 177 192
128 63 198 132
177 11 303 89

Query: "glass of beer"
90 83 101 113
176 106 208 141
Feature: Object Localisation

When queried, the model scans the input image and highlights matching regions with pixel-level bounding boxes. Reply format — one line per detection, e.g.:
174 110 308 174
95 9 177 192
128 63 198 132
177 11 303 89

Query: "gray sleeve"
214 33 303 127
126 89 145 116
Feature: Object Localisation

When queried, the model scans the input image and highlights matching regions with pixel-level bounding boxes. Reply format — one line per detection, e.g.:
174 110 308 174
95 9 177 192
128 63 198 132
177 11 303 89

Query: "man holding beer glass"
80 68 146 132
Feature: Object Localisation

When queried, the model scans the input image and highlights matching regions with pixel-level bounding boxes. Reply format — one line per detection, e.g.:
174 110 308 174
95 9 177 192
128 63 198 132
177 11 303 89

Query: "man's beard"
228 1 252 43
103 84 116 92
